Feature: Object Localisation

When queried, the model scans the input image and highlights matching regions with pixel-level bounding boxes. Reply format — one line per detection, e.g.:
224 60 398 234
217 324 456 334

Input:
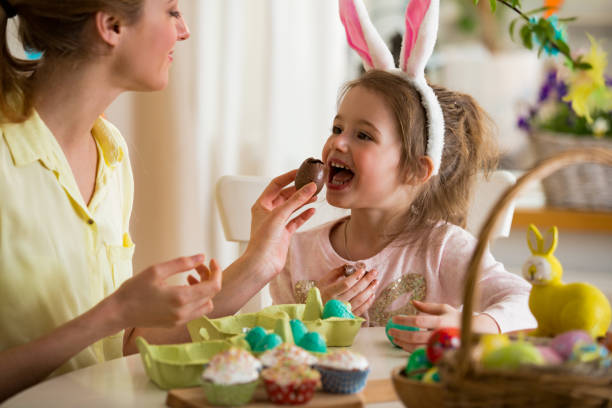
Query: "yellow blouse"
0 111 135 376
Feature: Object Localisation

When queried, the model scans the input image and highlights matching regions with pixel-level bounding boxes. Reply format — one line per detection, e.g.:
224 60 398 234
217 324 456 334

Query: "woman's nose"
176 15 190 41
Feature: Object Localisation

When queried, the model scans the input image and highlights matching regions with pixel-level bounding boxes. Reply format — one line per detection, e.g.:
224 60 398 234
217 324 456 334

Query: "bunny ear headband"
339 0 444 175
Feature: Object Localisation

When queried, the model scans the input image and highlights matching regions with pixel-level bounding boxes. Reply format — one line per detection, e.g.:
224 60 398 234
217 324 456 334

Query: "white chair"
215 170 517 312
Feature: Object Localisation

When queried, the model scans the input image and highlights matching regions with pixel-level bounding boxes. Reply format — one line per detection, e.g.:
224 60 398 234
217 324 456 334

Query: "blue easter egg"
298 331 327 353
322 299 355 319
289 319 308 344
385 318 419 347
253 333 282 352
245 326 267 349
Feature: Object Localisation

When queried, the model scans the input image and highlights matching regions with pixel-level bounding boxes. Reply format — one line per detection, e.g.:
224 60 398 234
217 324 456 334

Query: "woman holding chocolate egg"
270 0 536 351
0 0 317 400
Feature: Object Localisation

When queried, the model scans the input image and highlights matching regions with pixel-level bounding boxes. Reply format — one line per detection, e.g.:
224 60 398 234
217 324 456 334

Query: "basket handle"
456 147 612 376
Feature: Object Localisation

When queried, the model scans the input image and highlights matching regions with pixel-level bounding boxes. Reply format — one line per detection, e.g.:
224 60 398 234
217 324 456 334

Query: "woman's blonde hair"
339 70 499 236
0 0 143 123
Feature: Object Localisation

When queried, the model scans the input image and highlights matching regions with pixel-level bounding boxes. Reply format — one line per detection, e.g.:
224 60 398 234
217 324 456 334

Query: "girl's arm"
0 255 221 402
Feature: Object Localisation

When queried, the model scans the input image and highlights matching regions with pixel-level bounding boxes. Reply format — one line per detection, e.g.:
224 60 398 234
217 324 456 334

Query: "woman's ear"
94 11 122 47
404 156 434 185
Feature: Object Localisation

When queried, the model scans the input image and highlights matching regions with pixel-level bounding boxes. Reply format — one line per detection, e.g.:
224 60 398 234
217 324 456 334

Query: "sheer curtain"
107 1 349 283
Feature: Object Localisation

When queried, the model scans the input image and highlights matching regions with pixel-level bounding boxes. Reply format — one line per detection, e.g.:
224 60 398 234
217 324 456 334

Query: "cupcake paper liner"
201 379 259 406
263 378 318 405
316 366 370 394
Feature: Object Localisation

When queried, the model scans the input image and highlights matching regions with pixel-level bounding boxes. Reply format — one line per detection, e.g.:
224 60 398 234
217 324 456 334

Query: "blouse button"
87 219 94 225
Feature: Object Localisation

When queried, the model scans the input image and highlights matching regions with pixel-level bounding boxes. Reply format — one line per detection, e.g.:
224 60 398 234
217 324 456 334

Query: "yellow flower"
562 35 612 123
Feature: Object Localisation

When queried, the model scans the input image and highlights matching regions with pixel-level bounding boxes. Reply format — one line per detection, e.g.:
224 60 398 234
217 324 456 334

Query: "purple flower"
517 116 531 131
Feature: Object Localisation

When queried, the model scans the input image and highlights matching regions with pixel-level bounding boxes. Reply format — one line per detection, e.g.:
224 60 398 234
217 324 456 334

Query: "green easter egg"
298 331 327 353
253 333 282 352
482 342 544 370
422 367 440 383
245 326 266 349
404 347 432 380
290 319 308 344
385 318 419 347
322 299 355 319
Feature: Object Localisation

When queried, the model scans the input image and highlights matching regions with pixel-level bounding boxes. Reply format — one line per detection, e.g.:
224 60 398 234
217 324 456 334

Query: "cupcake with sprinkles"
315 349 370 394
261 360 321 405
201 347 262 406
259 343 318 368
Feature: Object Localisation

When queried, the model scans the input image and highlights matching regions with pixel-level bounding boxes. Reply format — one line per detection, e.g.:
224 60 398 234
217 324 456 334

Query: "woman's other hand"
245 169 317 278
316 264 378 317
110 254 222 329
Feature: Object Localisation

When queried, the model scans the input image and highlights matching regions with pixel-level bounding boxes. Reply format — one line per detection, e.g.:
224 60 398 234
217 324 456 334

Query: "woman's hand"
244 170 317 279
316 264 378 317
388 300 499 352
111 254 222 329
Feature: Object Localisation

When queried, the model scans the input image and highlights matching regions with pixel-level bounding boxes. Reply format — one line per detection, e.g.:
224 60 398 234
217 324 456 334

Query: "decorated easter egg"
478 334 510 357
569 341 609 363
298 332 327 353
536 346 563 365
245 326 267 349
422 366 440 383
290 319 308 344
404 347 433 380
550 330 593 360
253 333 283 352
482 342 544 370
426 327 460 363
385 318 419 347
322 299 355 319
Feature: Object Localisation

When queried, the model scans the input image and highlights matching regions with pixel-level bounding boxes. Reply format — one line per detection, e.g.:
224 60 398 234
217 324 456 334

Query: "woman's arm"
0 255 221 402
209 171 317 318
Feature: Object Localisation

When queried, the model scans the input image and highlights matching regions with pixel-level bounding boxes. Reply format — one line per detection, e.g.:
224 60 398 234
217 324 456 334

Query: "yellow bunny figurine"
523 224 611 338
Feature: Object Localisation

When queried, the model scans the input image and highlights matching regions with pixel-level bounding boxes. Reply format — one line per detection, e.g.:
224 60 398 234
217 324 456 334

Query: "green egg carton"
136 336 248 389
187 288 364 347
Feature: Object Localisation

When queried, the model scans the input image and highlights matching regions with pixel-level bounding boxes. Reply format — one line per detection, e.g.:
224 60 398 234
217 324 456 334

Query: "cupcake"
201 347 262 406
316 349 369 394
260 343 318 368
261 360 321 405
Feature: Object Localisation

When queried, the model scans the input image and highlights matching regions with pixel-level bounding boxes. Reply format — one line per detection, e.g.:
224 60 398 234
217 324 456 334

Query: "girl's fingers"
387 328 431 345
351 290 376 317
340 270 378 301
393 339 425 353
392 314 442 330
317 266 346 286
412 300 452 315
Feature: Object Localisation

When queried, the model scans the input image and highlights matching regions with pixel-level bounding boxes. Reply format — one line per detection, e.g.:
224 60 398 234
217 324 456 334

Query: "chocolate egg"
295 158 325 195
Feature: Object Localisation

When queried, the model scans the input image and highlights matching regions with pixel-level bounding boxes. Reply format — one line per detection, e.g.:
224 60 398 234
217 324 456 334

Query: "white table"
3 327 407 408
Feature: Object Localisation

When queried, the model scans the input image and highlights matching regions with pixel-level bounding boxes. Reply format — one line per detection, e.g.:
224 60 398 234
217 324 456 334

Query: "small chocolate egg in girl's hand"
295 158 325 195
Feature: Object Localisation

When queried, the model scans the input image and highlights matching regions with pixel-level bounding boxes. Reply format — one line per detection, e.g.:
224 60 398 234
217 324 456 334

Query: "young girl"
0 0 317 400
270 0 536 351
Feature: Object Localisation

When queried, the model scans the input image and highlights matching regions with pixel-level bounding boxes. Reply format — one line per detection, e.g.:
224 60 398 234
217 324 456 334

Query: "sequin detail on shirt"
368 273 426 327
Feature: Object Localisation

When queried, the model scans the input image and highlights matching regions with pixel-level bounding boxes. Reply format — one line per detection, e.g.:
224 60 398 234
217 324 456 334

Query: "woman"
0 0 317 401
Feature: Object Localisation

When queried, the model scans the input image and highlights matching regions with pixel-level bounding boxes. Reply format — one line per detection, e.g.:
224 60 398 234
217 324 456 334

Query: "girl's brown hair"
0 0 143 123
340 70 499 236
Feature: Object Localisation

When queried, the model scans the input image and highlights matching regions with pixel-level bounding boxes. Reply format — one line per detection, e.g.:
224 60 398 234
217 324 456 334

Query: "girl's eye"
357 132 373 141
170 10 181 18
332 126 342 134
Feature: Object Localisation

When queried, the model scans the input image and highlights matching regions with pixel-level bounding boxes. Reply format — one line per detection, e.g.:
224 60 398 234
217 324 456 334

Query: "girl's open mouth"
327 161 354 189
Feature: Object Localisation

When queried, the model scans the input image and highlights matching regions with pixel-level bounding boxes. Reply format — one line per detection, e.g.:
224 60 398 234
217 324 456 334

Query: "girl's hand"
388 300 499 352
316 264 378 317
387 300 461 352
111 254 222 329
245 170 317 279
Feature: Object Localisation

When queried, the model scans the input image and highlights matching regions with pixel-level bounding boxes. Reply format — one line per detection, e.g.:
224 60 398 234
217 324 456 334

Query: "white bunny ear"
400 0 440 78
339 0 394 71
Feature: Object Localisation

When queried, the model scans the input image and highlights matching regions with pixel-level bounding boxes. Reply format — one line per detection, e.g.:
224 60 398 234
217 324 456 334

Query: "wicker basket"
391 147 612 408
531 131 612 211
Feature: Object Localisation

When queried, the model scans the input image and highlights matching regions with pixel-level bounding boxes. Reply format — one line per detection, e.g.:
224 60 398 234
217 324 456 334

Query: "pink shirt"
270 217 536 332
